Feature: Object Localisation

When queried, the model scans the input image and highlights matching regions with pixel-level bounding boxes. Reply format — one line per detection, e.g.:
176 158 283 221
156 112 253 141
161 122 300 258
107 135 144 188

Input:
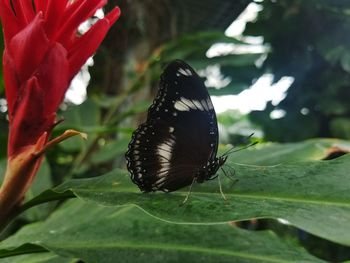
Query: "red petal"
33 0 47 14
7 13 49 83
104 6 121 25
67 7 120 79
67 19 109 79
3 49 20 117
10 0 35 24
0 0 21 46
8 77 54 156
1 132 48 219
34 42 69 114
41 0 69 38
53 0 107 48
60 0 85 20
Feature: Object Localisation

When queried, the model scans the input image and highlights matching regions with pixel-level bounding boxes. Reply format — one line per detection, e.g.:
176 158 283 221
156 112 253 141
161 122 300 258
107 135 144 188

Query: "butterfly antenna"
221 133 257 157
218 174 227 201
182 177 196 205
223 141 258 157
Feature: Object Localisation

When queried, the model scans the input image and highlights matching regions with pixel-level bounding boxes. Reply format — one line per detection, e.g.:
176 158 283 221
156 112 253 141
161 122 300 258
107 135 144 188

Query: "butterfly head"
218 155 228 166
196 156 227 183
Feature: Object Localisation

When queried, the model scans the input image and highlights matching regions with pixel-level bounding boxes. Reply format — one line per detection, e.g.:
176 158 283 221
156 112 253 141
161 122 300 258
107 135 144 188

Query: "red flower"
0 0 120 223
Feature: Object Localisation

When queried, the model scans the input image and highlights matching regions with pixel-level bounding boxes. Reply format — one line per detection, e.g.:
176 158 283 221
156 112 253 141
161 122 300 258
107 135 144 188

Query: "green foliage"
244 0 350 141
0 199 323 263
1 139 349 262
24 140 350 246
217 110 261 143
0 252 73 263
155 31 263 95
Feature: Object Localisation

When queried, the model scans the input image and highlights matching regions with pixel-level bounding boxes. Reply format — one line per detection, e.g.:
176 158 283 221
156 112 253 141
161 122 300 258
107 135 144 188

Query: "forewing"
150 60 219 163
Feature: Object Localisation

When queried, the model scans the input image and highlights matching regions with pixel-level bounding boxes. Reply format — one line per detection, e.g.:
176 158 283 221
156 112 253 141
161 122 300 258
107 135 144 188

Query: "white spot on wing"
207 98 214 109
169 127 174 133
156 139 175 181
201 99 209 111
192 100 204 111
155 176 167 185
175 97 208 111
174 101 190 111
180 98 197 110
157 139 174 163
178 68 192 76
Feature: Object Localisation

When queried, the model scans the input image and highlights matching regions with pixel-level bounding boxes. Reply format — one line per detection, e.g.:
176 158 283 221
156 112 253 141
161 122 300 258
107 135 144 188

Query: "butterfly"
125 60 228 194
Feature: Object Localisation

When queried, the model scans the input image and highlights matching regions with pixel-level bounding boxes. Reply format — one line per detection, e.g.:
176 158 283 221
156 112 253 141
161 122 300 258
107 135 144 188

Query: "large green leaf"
229 138 350 165
0 199 322 262
0 252 75 263
22 139 350 247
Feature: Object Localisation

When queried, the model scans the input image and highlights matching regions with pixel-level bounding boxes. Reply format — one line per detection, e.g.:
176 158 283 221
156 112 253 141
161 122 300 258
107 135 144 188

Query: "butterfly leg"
218 174 227 201
222 165 239 184
181 177 196 205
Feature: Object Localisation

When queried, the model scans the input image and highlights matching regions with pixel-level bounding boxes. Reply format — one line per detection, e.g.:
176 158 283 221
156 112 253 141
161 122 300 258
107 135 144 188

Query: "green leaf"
0 251 74 263
330 118 350 139
114 100 150 123
90 138 129 164
228 138 350 165
60 99 100 131
221 65 261 84
0 199 323 262
187 54 263 70
161 31 245 62
208 82 250 96
23 140 350 246
22 159 54 221
208 54 263 67
0 158 6 179
58 99 100 152
341 50 350 73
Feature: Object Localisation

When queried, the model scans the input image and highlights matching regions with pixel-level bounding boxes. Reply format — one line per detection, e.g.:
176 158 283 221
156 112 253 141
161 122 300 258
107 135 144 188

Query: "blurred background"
1 0 350 261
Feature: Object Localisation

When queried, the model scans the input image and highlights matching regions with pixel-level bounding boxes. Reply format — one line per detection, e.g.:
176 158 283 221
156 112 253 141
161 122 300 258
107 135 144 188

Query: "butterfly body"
126 60 226 192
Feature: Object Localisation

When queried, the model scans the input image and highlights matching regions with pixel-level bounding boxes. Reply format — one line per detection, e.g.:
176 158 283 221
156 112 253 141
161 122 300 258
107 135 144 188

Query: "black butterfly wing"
126 119 196 192
126 60 219 192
